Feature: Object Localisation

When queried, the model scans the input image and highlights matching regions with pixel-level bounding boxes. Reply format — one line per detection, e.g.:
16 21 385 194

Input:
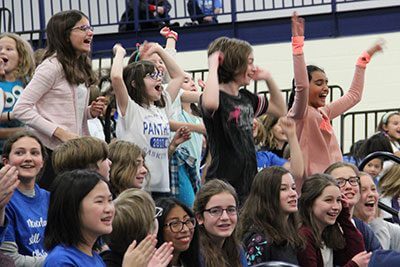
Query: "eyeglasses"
336 176 360 188
203 206 237 217
145 71 163 80
164 218 196 233
71 25 94 33
154 207 163 219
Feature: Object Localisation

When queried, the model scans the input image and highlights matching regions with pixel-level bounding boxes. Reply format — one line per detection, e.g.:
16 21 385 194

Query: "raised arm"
252 67 286 117
201 51 222 113
326 40 384 119
111 44 130 116
280 117 304 191
287 12 309 119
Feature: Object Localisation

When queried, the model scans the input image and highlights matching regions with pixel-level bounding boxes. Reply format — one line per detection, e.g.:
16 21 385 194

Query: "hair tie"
134 43 141 62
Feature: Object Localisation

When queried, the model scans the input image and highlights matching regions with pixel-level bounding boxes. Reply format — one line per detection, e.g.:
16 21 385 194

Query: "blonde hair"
379 164 400 198
108 140 148 196
107 189 155 255
0 33 34 84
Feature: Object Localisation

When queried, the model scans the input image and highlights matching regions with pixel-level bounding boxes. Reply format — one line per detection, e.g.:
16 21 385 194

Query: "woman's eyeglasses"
145 71 163 80
203 206 237 217
71 25 94 33
164 218 196 233
336 176 360 188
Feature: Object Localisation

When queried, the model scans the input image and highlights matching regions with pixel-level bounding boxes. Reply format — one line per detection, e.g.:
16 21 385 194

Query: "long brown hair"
193 179 242 267
44 10 97 87
238 167 305 249
299 174 346 250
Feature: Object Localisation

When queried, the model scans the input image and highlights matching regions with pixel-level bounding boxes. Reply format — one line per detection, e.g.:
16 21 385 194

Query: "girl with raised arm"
288 12 384 176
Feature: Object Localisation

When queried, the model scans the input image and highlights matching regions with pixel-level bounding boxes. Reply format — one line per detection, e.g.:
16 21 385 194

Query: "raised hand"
366 38 385 57
113 43 126 57
208 51 223 69
291 12 305 37
122 235 157 267
197 78 206 90
251 66 272 81
140 41 163 59
148 242 174 267
0 165 19 209
279 117 296 138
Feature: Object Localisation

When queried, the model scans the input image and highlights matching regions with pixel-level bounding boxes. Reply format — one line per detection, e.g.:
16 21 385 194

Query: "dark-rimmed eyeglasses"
154 207 163 219
336 176 360 188
203 206 237 217
71 25 94 33
164 217 196 233
145 71 163 80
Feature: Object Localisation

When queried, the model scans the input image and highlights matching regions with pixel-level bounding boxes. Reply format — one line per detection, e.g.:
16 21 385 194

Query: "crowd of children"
0 8 399 267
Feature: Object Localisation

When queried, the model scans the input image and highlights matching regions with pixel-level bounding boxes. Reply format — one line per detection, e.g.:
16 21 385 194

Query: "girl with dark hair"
155 197 201 267
44 170 112 266
377 111 400 154
43 170 149 266
111 42 187 198
287 12 384 176
193 179 247 267
298 173 370 267
13 10 106 190
0 131 49 266
238 166 304 265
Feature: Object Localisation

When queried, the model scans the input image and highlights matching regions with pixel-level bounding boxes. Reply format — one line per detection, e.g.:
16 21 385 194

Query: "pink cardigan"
288 54 366 176
13 56 92 150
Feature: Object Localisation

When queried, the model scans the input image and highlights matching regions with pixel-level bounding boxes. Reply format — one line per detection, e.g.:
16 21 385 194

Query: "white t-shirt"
116 93 172 192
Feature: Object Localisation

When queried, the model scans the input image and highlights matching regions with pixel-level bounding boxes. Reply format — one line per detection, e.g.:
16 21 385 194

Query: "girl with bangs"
111 42 187 198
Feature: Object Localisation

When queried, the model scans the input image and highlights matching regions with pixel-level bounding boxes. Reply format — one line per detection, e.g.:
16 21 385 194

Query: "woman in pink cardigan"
287 12 384 177
13 10 105 190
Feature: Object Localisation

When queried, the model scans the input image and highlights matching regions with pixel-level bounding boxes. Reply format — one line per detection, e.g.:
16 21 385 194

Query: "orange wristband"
356 51 371 68
292 36 304 55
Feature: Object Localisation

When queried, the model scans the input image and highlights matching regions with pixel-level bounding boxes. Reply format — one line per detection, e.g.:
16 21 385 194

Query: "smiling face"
69 17 93 55
133 155 147 189
363 158 383 179
235 52 256 86
308 70 329 108
383 114 400 141
3 136 44 186
354 173 379 222
329 166 360 208
0 36 19 77
80 181 115 244
197 192 237 243
280 173 298 215
163 205 195 253
312 185 342 230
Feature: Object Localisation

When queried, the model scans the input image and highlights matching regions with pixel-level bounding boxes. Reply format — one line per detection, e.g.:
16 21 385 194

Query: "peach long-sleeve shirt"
13 56 92 150
288 53 366 176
